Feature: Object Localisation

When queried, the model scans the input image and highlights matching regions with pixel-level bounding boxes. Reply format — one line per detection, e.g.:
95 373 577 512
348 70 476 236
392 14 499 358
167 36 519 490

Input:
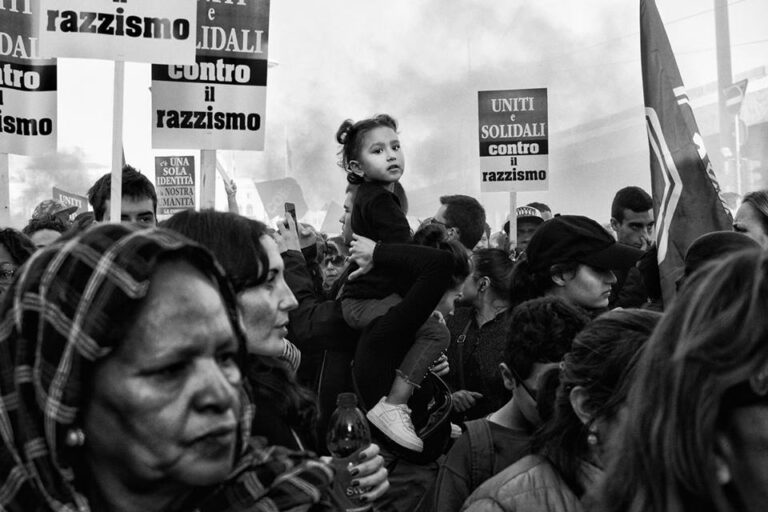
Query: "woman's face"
0 243 17 298
556 264 616 309
718 405 768 511
320 246 346 289
436 284 463 319
237 235 298 357
84 261 242 489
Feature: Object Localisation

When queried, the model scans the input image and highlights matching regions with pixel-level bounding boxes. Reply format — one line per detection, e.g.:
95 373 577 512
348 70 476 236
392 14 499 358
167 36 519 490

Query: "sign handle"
200 150 216 210
110 61 125 223
0 153 9 227
508 192 517 254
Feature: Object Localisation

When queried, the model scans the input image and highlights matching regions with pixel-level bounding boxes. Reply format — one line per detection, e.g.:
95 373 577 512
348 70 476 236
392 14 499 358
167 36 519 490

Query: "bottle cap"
336 392 358 407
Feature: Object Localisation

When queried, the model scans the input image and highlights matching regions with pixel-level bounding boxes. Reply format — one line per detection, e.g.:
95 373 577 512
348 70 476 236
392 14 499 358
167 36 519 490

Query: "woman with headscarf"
0 224 381 512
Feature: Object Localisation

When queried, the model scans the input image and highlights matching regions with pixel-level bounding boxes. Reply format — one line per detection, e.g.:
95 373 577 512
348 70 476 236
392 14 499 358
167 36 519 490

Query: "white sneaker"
366 397 424 452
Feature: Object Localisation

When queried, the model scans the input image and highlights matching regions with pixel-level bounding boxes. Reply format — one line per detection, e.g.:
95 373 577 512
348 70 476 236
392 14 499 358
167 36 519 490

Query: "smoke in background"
11 148 104 227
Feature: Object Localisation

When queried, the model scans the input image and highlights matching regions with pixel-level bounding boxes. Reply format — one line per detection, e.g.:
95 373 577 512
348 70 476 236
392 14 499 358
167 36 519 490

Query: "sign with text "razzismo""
154 155 195 216
477 88 549 193
37 0 196 64
152 0 270 150
0 0 57 155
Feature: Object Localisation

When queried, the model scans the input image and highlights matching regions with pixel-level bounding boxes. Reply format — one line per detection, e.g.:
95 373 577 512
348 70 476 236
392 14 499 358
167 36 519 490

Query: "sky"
6 0 768 229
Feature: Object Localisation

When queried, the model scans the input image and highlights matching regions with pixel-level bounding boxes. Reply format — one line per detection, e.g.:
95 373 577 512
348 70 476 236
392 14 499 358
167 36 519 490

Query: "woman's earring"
587 426 599 446
65 428 85 447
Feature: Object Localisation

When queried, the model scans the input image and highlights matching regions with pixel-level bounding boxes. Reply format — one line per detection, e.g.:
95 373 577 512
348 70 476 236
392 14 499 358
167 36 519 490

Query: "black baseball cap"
526 215 643 272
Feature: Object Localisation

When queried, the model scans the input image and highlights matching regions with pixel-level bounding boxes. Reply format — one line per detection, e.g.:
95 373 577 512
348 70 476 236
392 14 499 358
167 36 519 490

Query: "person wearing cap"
503 206 545 259
510 215 644 313
30 199 78 225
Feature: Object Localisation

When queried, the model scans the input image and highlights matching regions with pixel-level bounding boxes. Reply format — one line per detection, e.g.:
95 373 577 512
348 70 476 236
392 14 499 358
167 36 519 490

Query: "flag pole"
110 61 125 223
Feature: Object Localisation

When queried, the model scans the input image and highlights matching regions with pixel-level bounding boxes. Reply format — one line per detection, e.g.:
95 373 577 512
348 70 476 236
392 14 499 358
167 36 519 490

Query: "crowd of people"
0 113 767 512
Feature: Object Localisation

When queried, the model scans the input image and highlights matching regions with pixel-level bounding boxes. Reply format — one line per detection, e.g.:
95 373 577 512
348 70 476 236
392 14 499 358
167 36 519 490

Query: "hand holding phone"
284 202 297 223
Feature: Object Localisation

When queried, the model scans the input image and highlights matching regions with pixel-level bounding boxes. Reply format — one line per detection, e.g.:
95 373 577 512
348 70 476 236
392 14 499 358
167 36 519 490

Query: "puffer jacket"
461 455 585 512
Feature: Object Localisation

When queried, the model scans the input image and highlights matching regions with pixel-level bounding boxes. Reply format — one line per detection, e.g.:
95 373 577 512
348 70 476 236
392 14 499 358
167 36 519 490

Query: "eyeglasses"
508 364 537 401
0 264 17 283
430 218 450 228
322 255 346 267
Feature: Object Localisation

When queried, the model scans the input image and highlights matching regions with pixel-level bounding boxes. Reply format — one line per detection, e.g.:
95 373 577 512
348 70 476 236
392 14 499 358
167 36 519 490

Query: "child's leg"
366 314 450 452
341 295 401 330
387 313 450 404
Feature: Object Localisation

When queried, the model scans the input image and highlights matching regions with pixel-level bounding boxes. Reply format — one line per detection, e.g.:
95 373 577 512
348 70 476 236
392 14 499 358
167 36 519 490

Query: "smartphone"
284 202 297 223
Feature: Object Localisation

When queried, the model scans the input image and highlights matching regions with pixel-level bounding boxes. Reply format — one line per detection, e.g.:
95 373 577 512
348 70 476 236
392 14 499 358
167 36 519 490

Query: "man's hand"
451 390 483 412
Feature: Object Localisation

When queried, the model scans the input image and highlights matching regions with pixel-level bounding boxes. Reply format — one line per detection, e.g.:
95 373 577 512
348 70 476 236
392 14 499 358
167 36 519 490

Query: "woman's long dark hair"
531 308 661 496
598 249 768 512
163 209 319 445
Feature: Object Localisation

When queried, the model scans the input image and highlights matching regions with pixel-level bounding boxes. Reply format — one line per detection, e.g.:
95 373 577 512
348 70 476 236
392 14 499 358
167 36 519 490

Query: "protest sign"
37 0 196 64
0 0 57 155
477 89 548 193
152 0 270 150
255 177 307 219
155 155 195 216
52 186 88 215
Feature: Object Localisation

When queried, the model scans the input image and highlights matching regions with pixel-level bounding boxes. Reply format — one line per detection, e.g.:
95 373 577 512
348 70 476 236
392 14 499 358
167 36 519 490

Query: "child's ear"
348 161 363 176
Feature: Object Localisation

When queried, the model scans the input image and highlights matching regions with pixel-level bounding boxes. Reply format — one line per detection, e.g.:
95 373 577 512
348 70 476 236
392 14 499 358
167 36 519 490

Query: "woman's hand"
275 215 301 252
348 443 389 503
348 234 376 280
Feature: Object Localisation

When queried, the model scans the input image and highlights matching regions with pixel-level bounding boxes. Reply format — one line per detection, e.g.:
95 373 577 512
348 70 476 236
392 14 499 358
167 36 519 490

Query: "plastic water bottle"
326 392 372 512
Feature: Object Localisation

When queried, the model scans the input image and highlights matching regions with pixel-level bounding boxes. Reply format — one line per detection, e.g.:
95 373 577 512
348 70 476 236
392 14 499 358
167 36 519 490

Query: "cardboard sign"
152 0 270 150
52 186 88 214
0 0 57 155
37 0 196 64
154 155 195 216
478 89 549 193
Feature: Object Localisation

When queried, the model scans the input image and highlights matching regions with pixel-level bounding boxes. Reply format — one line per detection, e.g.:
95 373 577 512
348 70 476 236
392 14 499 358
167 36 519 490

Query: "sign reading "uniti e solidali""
477 88 549 193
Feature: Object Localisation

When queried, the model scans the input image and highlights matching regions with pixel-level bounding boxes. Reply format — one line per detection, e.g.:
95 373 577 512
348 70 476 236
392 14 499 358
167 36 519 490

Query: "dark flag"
640 0 733 305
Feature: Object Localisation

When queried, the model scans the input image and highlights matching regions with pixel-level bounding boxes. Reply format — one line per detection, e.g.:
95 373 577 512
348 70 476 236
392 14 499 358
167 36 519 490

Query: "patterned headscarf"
0 224 255 511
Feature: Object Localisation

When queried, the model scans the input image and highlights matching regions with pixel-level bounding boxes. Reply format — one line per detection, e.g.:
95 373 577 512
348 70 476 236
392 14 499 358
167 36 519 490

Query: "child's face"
352 126 404 184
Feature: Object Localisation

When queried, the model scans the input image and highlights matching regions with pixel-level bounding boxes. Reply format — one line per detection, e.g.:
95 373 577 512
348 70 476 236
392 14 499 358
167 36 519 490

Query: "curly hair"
504 296 591 380
335 114 398 184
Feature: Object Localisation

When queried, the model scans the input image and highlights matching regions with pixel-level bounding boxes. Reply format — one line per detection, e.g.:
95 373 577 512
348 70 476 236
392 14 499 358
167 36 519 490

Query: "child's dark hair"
336 114 398 184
